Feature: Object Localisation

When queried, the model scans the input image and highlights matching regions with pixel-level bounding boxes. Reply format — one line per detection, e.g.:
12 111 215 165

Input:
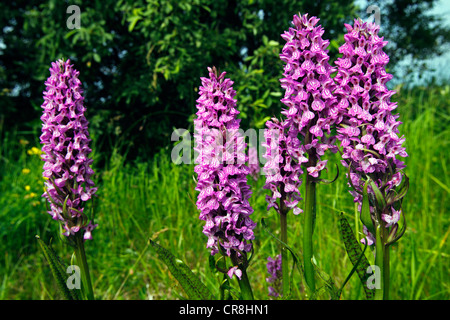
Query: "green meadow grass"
0 85 448 300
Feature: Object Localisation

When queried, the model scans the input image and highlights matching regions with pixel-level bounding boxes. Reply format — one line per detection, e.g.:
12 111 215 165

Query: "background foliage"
1 0 448 159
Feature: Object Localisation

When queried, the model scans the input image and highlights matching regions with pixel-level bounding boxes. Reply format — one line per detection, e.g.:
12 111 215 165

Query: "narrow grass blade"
337 212 374 300
261 217 303 275
149 240 215 300
261 217 304 299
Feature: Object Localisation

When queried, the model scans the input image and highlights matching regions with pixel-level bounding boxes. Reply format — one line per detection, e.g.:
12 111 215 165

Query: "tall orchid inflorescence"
194 67 256 280
40 59 97 242
262 115 305 295
266 13 341 292
279 13 339 180
334 19 408 246
262 117 304 216
263 12 340 226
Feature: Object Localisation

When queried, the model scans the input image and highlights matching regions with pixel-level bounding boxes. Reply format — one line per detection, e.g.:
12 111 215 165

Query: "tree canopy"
1 0 448 161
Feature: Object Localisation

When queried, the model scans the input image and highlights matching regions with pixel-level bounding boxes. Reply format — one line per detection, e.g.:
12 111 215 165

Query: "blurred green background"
0 0 448 300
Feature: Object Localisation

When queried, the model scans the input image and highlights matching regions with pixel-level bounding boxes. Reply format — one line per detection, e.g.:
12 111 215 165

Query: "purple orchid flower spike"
194 67 256 286
267 12 340 293
39 58 96 300
334 19 408 245
40 58 98 242
334 19 409 300
262 117 304 216
279 13 339 180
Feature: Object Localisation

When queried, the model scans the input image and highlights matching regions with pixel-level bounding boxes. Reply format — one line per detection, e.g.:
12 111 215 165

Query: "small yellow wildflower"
27 147 42 156
25 185 31 191
25 192 37 199
22 168 31 174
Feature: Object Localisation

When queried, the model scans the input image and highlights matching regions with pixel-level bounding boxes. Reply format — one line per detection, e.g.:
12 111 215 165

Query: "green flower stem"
384 243 390 300
374 225 384 300
74 234 94 300
303 171 316 293
279 209 290 297
374 223 391 300
217 257 229 300
237 267 254 300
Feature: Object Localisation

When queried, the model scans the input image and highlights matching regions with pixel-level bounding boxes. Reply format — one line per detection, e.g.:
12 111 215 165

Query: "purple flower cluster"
40 59 97 240
194 67 256 278
279 13 339 178
262 117 304 215
266 254 282 298
263 13 340 216
334 20 408 243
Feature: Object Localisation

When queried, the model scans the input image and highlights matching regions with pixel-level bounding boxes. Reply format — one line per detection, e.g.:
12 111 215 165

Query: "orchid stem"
280 209 289 297
304 172 316 293
74 234 94 300
384 244 390 300
237 267 254 300
374 225 384 300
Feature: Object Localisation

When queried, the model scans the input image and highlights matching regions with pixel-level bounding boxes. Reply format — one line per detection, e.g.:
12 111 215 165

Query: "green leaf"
128 16 142 32
36 236 80 300
337 212 374 300
394 172 410 203
360 179 375 234
368 179 386 213
64 30 78 39
149 240 215 300
93 53 101 63
269 91 282 97
262 35 268 45
255 116 271 128
386 205 408 246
